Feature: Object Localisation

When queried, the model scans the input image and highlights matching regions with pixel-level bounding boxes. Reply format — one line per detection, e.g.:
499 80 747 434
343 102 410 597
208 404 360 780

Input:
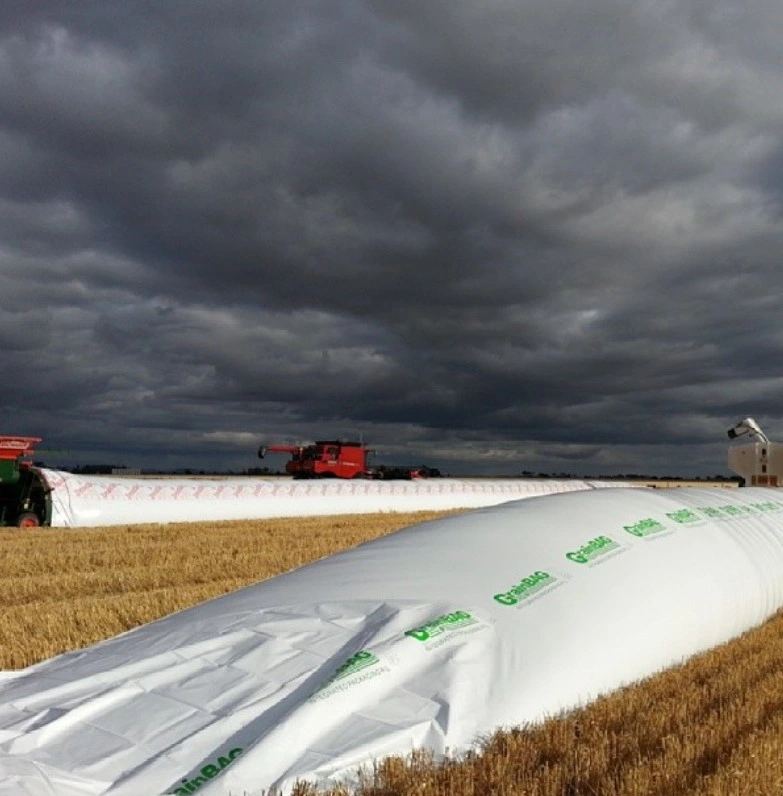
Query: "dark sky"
1 1 781 475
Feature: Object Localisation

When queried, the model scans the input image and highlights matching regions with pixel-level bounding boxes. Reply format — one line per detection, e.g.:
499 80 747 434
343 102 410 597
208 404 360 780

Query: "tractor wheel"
16 512 41 529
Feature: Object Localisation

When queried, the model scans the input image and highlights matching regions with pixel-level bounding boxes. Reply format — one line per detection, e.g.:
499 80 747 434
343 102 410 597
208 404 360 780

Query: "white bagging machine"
727 417 783 486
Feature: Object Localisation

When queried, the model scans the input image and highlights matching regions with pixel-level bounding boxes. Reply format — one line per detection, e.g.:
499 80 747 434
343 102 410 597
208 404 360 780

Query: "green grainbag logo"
308 650 388 702
494 571 556 606
566 535 620 564
405 610 478 642
751 501 783 513
169 747 243 794
623 518 667 538
326 649 379 684
666 508 701 524
702 504 757 520
701 506 726 520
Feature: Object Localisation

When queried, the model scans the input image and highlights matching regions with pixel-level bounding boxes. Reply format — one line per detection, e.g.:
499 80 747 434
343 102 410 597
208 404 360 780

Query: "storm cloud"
2 0 782 475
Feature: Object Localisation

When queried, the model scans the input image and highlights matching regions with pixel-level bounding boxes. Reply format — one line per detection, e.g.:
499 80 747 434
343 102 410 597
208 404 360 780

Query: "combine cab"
258 440 440 480
259 440 370 479
0 436 51 527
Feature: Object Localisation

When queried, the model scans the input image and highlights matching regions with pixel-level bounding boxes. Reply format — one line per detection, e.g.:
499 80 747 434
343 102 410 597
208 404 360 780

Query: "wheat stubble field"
3 509 783 796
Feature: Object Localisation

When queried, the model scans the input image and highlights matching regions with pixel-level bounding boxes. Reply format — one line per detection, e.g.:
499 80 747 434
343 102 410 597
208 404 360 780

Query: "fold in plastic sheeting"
2 486 780 796
39 468 631 527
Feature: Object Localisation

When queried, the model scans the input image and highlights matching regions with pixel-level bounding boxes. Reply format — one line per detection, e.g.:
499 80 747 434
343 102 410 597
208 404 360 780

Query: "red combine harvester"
258 440 440 480
0 436 50 527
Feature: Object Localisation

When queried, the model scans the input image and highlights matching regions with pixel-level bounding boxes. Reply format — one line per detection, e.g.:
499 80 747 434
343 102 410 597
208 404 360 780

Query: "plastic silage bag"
40 470 629 527
2 486 782 795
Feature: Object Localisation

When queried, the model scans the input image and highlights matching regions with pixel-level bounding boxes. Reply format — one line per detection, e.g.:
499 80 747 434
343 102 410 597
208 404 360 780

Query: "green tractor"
0 436 51 528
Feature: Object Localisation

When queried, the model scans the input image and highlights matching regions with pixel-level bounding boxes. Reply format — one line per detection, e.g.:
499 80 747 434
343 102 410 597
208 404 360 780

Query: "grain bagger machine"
0 436 51 527
727 417 783 486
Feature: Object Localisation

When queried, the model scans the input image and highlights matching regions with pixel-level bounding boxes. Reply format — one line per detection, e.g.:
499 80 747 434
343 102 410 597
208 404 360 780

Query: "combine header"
258 440 440 480
0 436 50 527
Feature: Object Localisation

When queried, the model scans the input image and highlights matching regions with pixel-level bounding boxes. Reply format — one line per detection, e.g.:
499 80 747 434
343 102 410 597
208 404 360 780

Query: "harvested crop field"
2 509 783 795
